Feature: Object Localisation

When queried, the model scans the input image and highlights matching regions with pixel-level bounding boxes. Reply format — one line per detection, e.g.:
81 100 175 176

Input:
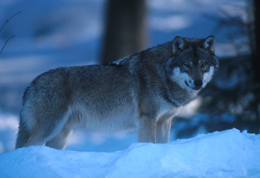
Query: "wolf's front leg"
156 119 172 143
136 117 156 143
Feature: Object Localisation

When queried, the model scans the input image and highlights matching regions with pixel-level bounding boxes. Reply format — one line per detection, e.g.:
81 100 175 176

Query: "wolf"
15 36 218 150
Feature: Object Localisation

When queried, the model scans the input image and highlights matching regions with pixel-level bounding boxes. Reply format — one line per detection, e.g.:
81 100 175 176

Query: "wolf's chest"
157 99 182 122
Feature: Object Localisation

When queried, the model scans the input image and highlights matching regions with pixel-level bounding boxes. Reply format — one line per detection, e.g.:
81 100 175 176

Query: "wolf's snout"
194 80 203 88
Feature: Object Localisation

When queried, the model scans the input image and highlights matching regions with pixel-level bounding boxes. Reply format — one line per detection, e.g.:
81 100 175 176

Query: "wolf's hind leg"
45 129 73 149
23 114 70 148
23 126 57 147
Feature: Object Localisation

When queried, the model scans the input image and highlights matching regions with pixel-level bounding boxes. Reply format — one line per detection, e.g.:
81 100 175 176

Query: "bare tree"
100 0 147 64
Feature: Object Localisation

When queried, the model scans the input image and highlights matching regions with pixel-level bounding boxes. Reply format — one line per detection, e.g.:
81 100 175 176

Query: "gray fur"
16 36 218 149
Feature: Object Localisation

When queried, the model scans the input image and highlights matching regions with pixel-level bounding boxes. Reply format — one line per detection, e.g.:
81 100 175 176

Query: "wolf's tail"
15 115 30 149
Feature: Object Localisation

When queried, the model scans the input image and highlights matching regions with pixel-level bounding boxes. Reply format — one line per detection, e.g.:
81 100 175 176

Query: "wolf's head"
167 36 218 91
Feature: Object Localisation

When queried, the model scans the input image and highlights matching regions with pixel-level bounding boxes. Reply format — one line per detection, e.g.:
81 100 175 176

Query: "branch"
0 11 21 33
0 35 15 54
0 11 21 55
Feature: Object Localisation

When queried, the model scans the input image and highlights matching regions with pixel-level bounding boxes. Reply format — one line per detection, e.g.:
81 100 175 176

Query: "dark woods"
196 0 260 135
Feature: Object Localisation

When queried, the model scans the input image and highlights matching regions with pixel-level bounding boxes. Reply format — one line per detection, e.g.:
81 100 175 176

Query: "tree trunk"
253 0 260 83
100 0 147 64
252 0 260 124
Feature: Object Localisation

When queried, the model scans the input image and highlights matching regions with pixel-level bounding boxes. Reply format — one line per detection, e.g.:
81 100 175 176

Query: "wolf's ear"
203 35 215 53
172 36 185 55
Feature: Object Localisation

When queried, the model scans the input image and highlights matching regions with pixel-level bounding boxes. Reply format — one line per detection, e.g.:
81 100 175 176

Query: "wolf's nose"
194 80 203 87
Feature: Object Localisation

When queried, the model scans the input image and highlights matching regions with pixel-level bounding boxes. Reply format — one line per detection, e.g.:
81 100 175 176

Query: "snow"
0 129 259 178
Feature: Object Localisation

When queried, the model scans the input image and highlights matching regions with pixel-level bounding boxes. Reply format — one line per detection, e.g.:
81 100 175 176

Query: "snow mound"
0 129 259 178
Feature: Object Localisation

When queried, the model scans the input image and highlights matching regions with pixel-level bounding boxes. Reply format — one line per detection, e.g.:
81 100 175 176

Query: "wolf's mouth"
185 81 201 91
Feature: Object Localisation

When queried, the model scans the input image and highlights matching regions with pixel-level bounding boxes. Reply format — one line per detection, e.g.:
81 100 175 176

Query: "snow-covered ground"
0 129 259 178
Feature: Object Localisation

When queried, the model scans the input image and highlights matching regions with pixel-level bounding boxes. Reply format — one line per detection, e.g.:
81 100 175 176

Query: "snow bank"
0 129 259 178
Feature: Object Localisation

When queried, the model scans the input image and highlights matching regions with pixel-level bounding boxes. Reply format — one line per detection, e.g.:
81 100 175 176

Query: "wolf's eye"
201 63 207 68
